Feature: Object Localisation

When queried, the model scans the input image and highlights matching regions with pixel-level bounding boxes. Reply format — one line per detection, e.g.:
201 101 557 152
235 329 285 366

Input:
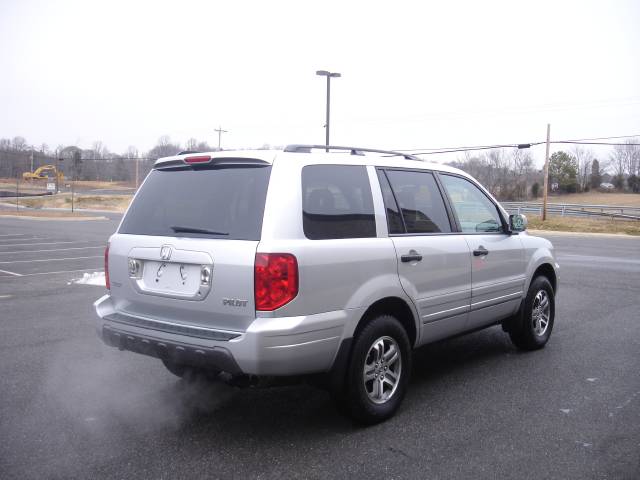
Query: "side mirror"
509 213 527 232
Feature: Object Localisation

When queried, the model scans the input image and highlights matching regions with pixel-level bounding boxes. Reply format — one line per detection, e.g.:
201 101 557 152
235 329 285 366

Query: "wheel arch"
531 262 557 293
355 296 418 347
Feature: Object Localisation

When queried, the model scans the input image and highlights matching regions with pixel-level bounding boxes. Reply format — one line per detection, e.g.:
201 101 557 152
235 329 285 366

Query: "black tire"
508 276 555 351
343 314 412 425
161 359 219 382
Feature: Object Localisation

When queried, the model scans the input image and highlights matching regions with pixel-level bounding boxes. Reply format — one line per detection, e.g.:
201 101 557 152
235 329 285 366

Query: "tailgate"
105 161 271 333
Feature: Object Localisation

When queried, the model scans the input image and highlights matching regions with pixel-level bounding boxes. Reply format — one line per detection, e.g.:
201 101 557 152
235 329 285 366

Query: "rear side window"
384 169 452 234
119 166 271 240
302 165 376 240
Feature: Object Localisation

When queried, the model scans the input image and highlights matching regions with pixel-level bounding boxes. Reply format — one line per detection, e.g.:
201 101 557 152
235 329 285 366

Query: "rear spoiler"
155 156 271 170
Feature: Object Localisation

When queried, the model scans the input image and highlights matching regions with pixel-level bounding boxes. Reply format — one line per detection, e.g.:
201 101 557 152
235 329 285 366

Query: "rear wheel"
508 276 555 350
343 314 411 425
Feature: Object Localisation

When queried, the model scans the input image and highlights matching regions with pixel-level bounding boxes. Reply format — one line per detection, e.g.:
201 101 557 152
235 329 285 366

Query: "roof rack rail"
283 144 421 161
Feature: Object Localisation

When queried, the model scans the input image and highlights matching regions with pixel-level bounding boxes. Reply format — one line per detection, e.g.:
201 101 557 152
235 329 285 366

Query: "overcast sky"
1 0 639 164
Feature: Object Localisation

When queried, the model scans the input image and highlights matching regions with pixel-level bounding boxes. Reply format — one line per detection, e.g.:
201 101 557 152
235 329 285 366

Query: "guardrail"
501 201 640 221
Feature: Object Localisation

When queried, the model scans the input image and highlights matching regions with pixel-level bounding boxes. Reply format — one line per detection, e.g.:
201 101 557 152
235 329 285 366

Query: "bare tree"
185 138 198 151
126 146 138 158
509 149 534 199
572 146 593 191
609 138 640 177
147 135 182 159
11 136 27 151
91 141 106 160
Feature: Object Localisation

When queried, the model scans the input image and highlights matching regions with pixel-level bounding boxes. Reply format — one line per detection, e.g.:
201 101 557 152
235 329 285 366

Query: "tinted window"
302 165 376 240
119 166 271 240
440 174 503 233
384 170 451 233
376 170 404 234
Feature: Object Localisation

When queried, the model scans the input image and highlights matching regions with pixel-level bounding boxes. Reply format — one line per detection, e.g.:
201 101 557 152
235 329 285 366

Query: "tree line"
449 138 640 199
1 135 639 197
0 135 217 183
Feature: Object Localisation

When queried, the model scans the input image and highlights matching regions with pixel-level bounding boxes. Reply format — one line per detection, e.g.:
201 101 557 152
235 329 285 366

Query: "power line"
561 134 640 142
551 141 640 146
401 136 640 156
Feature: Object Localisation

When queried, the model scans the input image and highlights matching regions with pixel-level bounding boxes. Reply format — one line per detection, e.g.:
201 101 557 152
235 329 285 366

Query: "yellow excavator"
22 165 64 182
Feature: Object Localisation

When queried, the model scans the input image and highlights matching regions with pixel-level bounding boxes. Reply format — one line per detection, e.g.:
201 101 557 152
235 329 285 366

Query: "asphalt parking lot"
1 217 639 479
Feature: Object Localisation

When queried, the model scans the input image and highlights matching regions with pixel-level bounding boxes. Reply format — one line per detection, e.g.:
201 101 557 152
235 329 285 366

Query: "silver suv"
95 145 559 424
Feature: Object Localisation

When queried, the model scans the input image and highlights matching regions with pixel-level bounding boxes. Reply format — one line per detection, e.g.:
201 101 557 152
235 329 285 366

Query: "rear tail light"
104 243 110 290
254 253 298 311
184 155 211 164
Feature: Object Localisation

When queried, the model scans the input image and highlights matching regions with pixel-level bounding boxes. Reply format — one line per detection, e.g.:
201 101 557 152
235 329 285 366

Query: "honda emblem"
160 245 173 261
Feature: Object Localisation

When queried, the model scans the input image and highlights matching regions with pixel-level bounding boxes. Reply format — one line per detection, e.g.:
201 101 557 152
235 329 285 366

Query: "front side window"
302 165 376 240
440 174 503 233
384 169 452 234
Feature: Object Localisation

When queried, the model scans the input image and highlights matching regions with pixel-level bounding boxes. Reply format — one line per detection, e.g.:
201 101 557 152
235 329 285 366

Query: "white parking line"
0 237 46 243
22 268 104 277
0 233 27 237
0 268 23 277
0 246 104 255
0 255 103 264
0 241 92 247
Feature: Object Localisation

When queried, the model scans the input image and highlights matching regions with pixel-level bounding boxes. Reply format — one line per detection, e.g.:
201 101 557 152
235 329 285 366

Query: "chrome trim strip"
265 336 340 349
470 291 523 309
422 304 468 323
104 312 242 341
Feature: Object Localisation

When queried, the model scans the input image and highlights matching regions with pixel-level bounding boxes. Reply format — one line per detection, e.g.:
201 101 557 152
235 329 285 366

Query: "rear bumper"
94 294 360 376
101 324 243 373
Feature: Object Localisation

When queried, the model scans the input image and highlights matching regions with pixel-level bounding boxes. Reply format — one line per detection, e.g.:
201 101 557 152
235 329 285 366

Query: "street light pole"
316 70 341 151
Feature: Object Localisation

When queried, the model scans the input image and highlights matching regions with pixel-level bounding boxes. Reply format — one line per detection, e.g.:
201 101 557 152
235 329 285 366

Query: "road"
0 217 639 479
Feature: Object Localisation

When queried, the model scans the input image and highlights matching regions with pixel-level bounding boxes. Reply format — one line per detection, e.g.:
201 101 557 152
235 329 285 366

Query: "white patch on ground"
586 377 598 382
68 272 106 286
560 409 571 414
574 441 592 448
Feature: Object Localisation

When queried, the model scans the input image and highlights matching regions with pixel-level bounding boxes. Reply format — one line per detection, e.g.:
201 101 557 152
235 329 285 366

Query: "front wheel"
343 314 412 425
508 276 555 350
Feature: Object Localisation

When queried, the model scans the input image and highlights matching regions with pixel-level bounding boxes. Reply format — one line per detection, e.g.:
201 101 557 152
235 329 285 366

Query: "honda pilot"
94 145 559 424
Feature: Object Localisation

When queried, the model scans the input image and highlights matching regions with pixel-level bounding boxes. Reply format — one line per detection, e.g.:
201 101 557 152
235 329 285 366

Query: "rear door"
378 169 472 344
438 173 525 329
107 161 271 334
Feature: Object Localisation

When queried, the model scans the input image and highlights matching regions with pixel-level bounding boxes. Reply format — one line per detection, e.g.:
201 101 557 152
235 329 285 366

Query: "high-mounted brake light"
184 155 211 164
254 253 298 311
104 243 110 290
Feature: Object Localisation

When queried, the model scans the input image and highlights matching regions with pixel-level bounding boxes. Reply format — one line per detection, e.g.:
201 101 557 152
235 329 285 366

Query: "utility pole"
135 156 139 190
55 158 61 194
214 126 228 150
71 174 74 213
542 124 551 221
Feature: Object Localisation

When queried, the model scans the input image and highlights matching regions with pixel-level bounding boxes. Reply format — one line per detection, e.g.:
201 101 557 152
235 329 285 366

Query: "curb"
528 229 639 239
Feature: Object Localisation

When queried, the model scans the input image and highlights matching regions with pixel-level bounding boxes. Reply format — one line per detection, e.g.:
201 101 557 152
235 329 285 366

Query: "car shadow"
156 326 519 436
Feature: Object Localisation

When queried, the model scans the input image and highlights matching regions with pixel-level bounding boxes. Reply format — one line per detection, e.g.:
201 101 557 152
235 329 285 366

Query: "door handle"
473 246 489 257
401 250 423 263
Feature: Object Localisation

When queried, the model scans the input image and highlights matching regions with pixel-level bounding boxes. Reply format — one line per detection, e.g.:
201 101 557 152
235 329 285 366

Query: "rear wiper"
170 226 229 235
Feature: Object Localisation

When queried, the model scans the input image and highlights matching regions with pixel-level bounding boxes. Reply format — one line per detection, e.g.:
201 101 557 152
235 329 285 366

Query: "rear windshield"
119 166 271 240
